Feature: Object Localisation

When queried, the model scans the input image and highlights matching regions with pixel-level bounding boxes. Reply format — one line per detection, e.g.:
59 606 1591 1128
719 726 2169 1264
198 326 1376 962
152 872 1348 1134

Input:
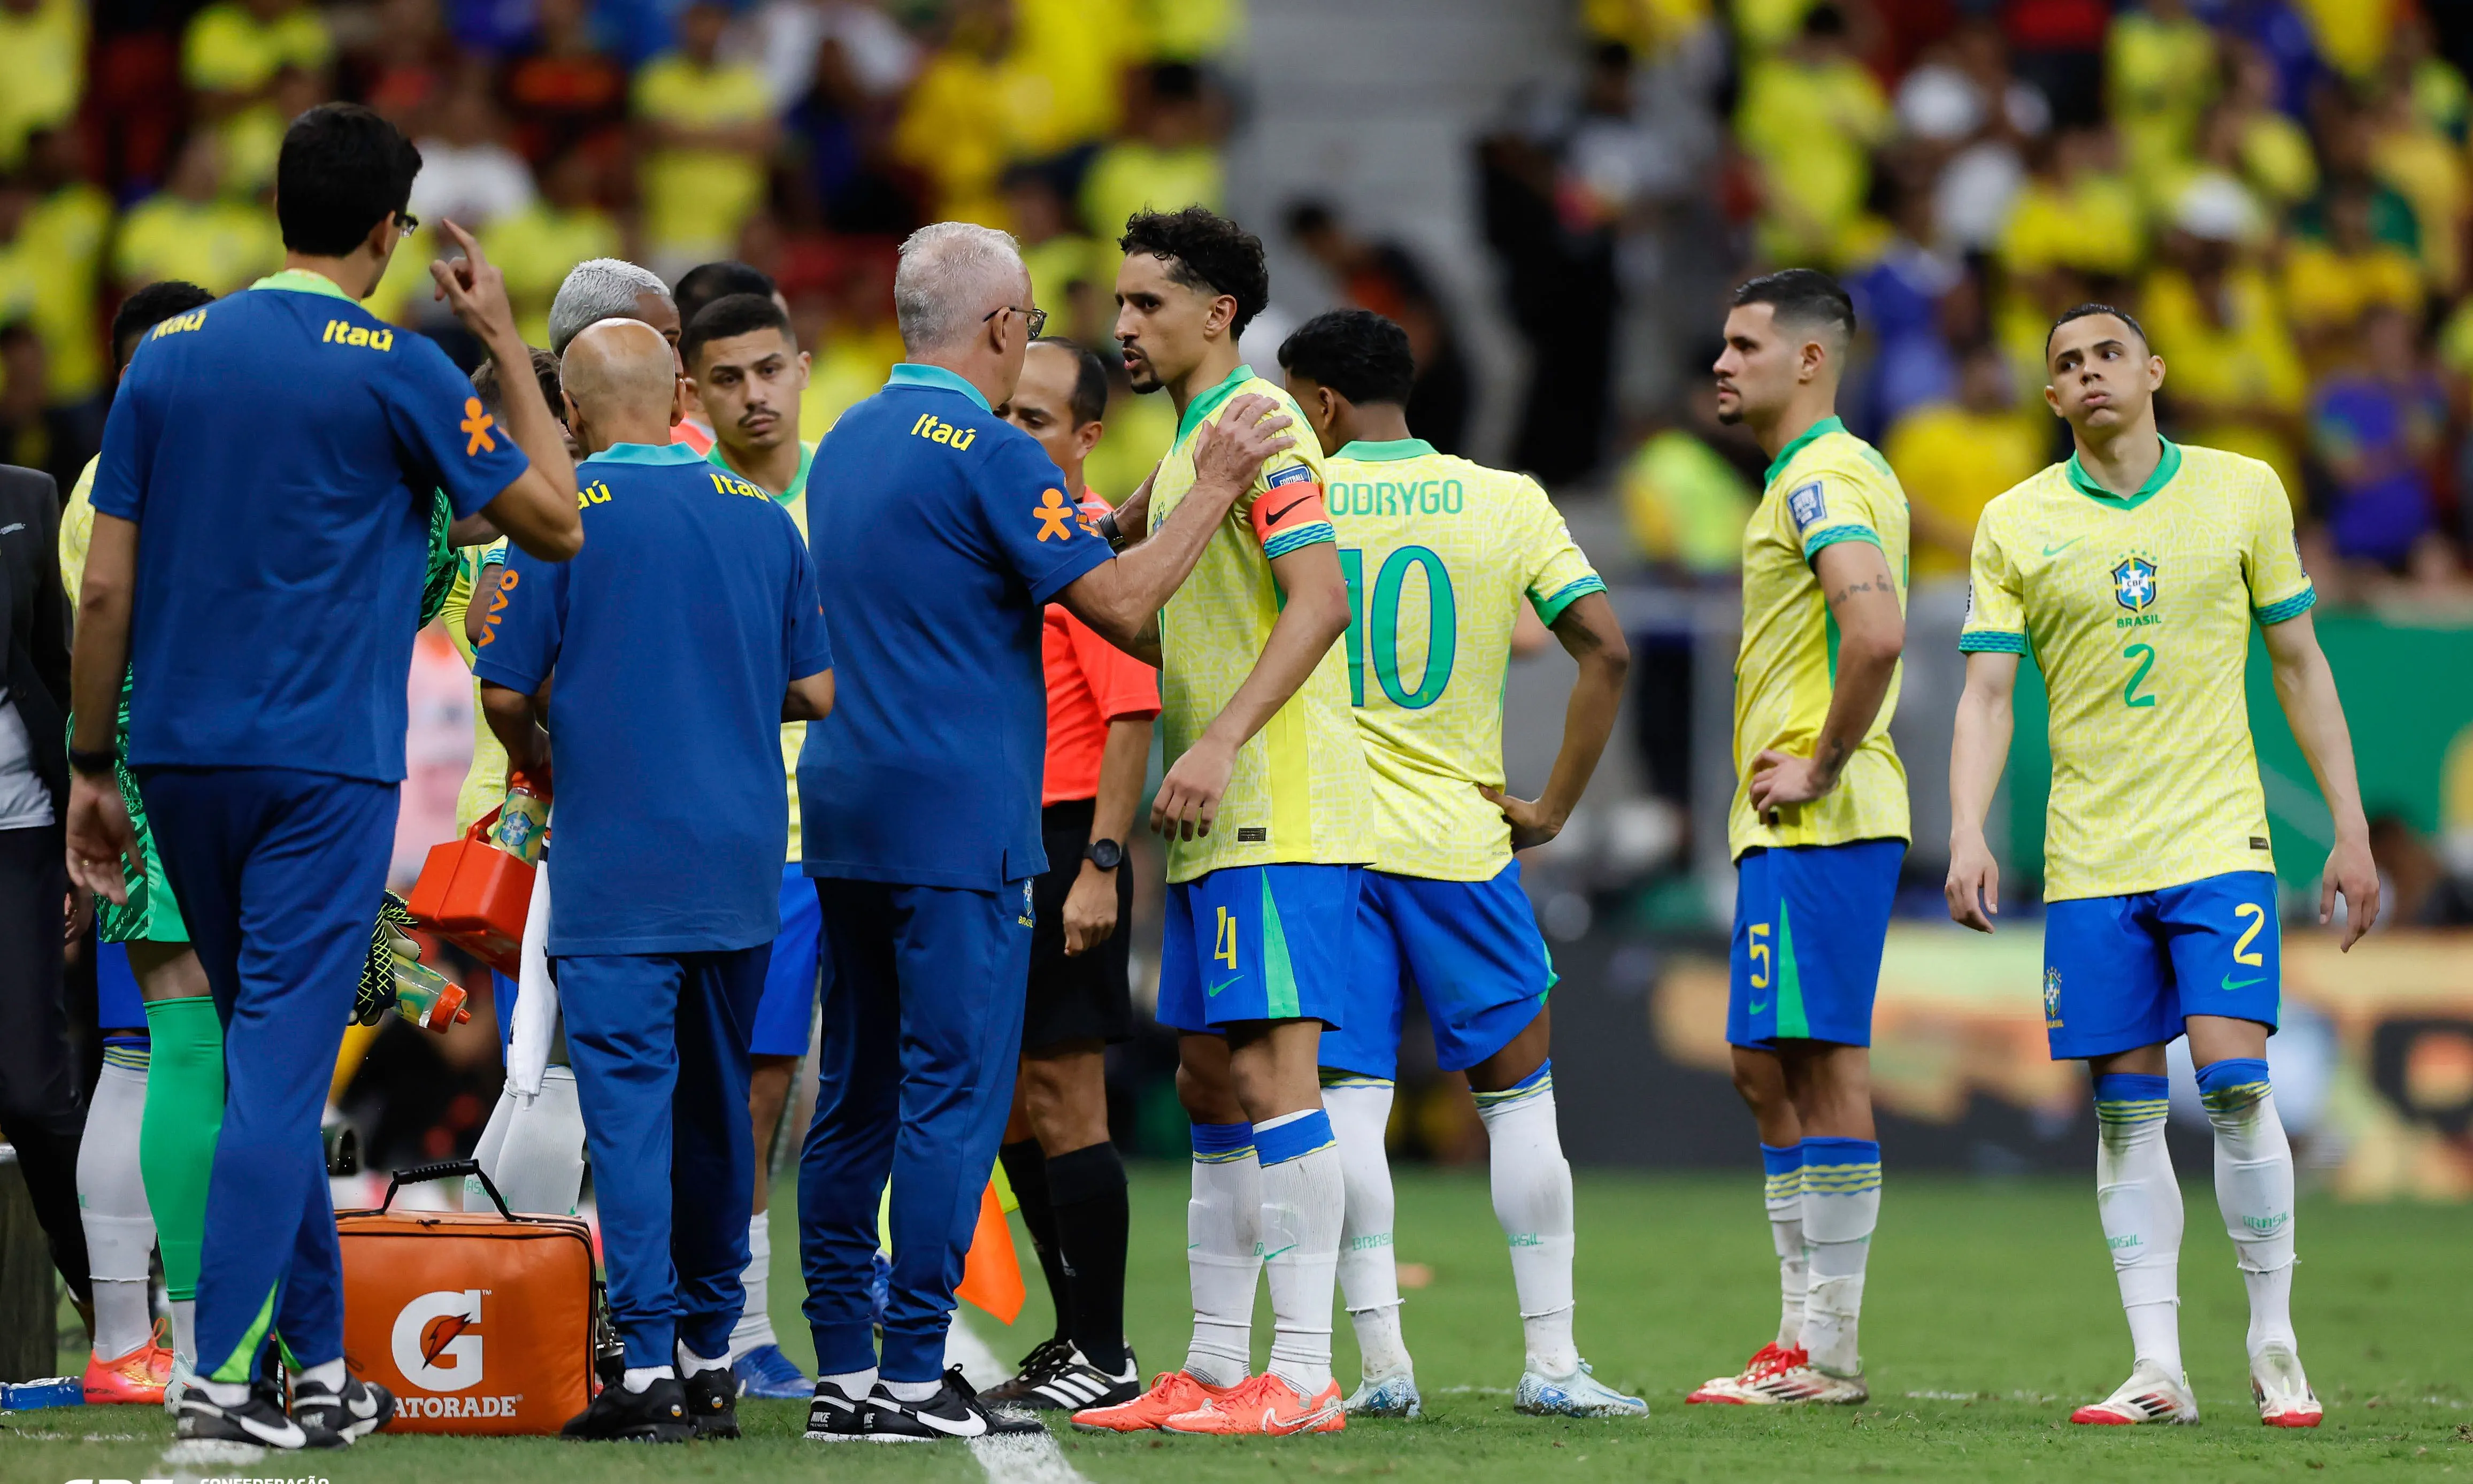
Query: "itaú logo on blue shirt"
909 412 978 450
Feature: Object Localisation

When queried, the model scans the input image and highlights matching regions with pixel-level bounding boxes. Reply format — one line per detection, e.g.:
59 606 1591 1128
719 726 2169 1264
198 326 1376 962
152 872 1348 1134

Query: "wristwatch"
1085 838 1124 871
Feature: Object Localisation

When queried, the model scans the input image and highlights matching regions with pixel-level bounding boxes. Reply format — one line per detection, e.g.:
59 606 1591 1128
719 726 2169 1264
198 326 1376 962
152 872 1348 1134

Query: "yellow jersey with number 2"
1325 438 1604 881
1149 365 1374 884
1960 440 2314 902
1731 416 1913 861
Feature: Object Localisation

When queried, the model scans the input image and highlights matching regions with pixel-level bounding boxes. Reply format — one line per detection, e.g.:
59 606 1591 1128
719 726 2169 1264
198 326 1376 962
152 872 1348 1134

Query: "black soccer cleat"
291 1371 397 1447
861 1366 1045 1442
681 1366 740 1439
979 1336 1077 1406
804 1378 868 1442
176 1379 309 1450
985 1341 1140 1412
560 1376 695 1442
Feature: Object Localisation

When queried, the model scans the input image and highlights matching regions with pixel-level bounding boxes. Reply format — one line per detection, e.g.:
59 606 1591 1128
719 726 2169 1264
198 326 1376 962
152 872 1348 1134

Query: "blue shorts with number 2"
1157 864 1358 1033
2041 870 2280 1061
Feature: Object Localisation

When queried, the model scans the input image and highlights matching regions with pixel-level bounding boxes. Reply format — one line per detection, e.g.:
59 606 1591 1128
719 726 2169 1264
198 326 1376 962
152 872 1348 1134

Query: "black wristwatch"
68 745 119 778
1085 838 1124 871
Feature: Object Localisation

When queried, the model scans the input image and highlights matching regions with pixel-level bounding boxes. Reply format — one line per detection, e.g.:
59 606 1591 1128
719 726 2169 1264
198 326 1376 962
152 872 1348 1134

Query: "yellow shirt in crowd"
633 52 772 260
0 0 84 171
1735 51 1890 266
483 204 624 348
1885 404 2048 582
114 193 285 296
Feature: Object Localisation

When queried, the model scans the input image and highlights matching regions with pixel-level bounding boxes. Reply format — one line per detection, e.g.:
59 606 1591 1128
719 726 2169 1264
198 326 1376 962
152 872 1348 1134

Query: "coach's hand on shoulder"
1187 393 1295 506
64 771 136 906
1945 828 1999 934
1479 785 1564 852
1152 736 1234 843
2322 835 2379 951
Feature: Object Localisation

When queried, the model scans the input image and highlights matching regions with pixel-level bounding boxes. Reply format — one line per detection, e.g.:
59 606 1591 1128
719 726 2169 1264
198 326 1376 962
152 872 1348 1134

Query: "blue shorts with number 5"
1728 840 1903 1049
1157 864 1359 1033
2041 870 2279 1061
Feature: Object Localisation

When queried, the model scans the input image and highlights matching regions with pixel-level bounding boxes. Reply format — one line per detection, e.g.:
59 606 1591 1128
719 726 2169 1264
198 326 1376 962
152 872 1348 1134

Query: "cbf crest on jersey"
1787 479 1827 531
2111 555 2158 612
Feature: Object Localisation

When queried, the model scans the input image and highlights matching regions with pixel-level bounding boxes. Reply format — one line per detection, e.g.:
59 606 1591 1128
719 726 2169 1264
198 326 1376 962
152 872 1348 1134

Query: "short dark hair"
2045 301 2151 358
111 280 216 372
471 346 562 418
275 104 422 257
1031 338 1110 428
675 260 777 334
1278 308 1415 407
1118 206 1269 336
1732 267 1857 343
681 292 796 369
1148 61 1202 104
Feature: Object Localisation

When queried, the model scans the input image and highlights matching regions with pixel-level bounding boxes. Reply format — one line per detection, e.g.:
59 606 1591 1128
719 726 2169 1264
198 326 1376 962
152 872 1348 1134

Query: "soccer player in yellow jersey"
1695 270 1910 1410
1947 304 2381 1431
1276 309 1642 1421
682 289 823 1400
1069 207 1370 1439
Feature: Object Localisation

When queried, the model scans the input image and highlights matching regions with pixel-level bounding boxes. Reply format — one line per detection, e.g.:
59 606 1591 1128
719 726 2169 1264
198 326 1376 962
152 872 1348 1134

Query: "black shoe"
681 1367 739 1439
861 1366 1045 1442
979 1335 1078 1406
561 1377 695 1442
176 1379 309 1450
292 1372 397 1447
1013 1350 1140 1412
804 1379 868 1442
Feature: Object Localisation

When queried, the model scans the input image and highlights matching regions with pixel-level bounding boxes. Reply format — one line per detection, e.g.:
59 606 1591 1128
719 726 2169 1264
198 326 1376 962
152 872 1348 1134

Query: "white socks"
1799 1137 1881 1377
1474 1064 1577 1377
729 1212 776 1358
1761 1143 1808 1350
820 1367 875 1399
1322 1078 1409 1380
2093 1073 2183 1376
1184 1122 1262 1389
78 1052 157 1359
2198 1059 2298 1358
621 1365 675 1393
1256 1109 1343 1395
677 1342 727 1376
485 1066 587 1216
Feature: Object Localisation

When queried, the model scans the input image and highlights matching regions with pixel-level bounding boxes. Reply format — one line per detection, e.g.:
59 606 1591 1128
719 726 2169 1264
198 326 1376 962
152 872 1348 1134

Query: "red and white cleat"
1161 1372 1346 1436
83 1341 173 1405
1735 1363 1868 1405
1687 1342 1806 1404
1071 1370 1228 1434
2251 1345 2323 1428
2069 1362 2199 1425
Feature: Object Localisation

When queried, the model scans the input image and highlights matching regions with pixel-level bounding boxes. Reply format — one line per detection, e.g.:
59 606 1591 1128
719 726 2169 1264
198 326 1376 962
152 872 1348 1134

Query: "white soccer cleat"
2069 1362 2199 1425
1732 1363 1869 1406
1687 1341 1805 1404
2250 1344 2323 1428
1344 1367 1423 1419
1515 1358 1648 1418
162 1354 197 1415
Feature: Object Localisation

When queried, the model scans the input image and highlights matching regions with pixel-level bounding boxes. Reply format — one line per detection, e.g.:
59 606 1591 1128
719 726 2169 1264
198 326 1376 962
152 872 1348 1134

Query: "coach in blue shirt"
479 319 833 1443
64 104 581 1450
795 220 1291 1440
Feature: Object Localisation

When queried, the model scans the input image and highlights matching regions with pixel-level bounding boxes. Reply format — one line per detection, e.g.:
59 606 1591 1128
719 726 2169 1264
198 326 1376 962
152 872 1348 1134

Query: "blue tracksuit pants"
555 947 769 1367
798 876 1030 1382
140 766 397 1383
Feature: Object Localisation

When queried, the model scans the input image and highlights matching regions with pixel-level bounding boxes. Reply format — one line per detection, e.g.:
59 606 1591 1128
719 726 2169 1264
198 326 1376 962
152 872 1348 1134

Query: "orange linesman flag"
954 1180 1024 1325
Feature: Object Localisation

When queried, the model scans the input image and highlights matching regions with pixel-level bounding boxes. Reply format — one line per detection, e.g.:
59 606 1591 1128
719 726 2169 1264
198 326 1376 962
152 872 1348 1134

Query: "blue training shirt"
801 363 1113 889
90 270 531 782
475 442 833 956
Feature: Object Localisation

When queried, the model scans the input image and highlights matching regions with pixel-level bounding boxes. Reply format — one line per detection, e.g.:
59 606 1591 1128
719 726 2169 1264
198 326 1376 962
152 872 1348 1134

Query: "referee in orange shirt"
984 340 1158 1412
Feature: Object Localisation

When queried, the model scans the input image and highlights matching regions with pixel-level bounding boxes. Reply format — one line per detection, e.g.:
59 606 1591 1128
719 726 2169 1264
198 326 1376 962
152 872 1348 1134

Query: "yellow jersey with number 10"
1149 365 1375 884
1325 439 1605 881
1960 440 2314 902
1730 417 1913 860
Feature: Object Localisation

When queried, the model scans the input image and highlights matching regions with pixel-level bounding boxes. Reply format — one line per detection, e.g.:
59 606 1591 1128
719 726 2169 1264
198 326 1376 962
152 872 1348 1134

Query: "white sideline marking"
947 1310 1093 1484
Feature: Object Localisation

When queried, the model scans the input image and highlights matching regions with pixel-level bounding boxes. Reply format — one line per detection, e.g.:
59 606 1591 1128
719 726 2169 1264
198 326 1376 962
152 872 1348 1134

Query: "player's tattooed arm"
2261 611 2380 949
1945 651 2019 933
1749 538 1904 817
1483 590 1629 849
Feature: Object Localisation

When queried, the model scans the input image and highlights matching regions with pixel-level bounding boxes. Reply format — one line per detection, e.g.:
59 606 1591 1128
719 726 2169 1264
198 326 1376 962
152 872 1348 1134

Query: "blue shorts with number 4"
1728 840 1903 1050
1157 864 1359 1033
2042 870 2280 1061
752 864 828 1057
1318 862 1553 1081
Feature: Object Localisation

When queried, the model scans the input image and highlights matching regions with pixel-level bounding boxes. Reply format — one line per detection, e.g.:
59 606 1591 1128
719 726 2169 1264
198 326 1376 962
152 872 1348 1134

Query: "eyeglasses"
395 211 420 233
984 304 1048 340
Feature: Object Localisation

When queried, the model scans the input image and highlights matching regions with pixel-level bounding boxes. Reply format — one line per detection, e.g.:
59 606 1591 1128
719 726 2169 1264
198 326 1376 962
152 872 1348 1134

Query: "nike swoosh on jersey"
2221 974 2263 991
2042 537 2086 557
1262 494 1315 527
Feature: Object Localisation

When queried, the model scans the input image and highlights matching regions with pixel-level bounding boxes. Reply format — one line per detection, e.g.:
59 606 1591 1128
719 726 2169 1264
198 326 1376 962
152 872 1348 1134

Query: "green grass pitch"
12 1168 2470 1480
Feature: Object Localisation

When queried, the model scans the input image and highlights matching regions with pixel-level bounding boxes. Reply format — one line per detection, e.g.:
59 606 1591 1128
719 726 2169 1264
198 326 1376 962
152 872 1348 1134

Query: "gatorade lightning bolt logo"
393 1289 486 1391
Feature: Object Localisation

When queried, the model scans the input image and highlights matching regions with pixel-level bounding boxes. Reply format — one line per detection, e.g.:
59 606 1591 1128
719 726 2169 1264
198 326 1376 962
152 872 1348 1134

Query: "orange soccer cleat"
1161 1372 1346 1436
1071 1370 1230 1433
83 1340 174 1405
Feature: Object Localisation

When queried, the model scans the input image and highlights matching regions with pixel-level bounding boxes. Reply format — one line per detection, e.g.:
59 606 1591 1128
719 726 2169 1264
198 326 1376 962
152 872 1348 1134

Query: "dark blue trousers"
140 766 397 1382
555 947 768 1367
798 877 1029 1382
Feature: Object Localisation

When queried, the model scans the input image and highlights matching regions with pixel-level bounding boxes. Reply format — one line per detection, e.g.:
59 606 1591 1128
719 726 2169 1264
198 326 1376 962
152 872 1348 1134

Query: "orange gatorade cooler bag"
404 806 535 975
338 1159 608 1435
